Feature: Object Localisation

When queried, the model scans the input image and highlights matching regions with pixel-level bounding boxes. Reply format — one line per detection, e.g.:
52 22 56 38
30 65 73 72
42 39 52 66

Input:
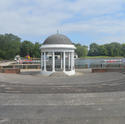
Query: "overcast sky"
0 0 125 45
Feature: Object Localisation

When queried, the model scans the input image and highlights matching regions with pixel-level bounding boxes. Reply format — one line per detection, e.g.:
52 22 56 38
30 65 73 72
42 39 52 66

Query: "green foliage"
121 44 125 57
75 43 88 57
0 33 125 60
0 34 21 59
0 33 41 60
88 43 99 56
104 42 121 57
33 42 41 58
20 40 34 57
88 42 123 57
98 45 108 56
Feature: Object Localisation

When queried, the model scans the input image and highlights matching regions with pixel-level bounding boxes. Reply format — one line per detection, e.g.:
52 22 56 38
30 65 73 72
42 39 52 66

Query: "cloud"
0 0 125 43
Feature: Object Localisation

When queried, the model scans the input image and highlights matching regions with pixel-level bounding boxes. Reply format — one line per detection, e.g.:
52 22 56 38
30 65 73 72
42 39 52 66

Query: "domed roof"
43 34 72 45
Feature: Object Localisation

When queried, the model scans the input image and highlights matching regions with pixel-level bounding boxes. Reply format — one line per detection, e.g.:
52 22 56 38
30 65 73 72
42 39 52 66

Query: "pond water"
75 58 125 68
11 58 125 69
76 58 104 65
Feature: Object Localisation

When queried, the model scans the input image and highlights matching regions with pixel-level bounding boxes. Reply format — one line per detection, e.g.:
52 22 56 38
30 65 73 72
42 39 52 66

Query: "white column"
72 52 75 70
44 52 46 71
71 52 74 71
68 52 71 70
61 52 63 69
63 51 66 72
52 52 55 72
41 52 43 70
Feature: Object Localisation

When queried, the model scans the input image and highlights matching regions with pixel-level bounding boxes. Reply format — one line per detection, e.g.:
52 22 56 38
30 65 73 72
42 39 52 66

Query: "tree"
105 42 121 57
88 43 99 56
75 43 88 57
121 44 125 57
33 42 41 58
98 45 108 56
20 41 34 57
0 33 41 59
0 33 124 59
0 33 21 59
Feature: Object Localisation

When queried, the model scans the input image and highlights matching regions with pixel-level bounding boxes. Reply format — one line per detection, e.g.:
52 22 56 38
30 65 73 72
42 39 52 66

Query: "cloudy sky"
0 0 125 45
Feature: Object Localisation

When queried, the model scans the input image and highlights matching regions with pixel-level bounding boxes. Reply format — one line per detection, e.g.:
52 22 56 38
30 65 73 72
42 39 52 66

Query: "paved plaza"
0 71 125 124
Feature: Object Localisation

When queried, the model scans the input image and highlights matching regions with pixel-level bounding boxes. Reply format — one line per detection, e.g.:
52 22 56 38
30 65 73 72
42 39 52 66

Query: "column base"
41 71 53 76
64 70 75 76
41 70 76 76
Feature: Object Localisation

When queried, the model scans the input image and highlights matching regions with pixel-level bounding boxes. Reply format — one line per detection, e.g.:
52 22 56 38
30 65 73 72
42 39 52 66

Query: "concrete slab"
0 72 125 85
0 72 125 123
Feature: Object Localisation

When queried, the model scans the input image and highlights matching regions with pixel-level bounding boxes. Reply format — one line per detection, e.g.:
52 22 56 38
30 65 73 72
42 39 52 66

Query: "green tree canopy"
121 44 125 57
20 41 34 57
88 43 99 56
0 33 125 60
0 34 21 59
33 42 41 58
75 43 88 57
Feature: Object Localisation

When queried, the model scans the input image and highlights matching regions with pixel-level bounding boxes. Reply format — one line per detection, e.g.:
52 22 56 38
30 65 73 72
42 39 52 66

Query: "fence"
1 63 125 70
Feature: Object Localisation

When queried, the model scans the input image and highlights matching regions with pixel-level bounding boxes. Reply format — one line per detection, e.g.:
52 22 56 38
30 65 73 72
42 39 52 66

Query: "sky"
0 0 125 46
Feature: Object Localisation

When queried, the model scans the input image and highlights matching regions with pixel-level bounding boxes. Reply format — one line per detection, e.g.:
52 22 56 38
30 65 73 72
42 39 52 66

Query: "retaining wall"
92 68 125 73
0 68 20 74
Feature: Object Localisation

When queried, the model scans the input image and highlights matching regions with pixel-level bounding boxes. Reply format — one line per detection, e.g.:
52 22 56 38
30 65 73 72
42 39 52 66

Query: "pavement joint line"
1 91 125 96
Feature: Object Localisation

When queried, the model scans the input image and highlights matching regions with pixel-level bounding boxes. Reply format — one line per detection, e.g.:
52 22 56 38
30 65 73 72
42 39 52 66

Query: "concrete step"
49 72 68 77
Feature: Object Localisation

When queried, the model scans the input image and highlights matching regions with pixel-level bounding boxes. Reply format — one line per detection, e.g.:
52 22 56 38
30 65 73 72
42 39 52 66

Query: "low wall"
92 68 125 73
0 68 20 74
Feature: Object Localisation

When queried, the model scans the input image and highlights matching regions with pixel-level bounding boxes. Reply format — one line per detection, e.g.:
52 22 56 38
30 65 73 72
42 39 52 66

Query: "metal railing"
1 63 125 70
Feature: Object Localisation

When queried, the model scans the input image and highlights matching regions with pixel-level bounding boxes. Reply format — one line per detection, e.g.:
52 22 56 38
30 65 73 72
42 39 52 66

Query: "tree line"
88 42 125 57
74 42 125 58
0 34 41 60
0 33 125 60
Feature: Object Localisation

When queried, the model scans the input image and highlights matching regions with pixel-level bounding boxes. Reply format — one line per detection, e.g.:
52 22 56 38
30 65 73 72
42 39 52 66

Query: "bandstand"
41 34 76 76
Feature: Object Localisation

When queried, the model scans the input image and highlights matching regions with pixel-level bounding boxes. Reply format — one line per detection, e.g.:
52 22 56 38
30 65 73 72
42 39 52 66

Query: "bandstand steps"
49 72 68 77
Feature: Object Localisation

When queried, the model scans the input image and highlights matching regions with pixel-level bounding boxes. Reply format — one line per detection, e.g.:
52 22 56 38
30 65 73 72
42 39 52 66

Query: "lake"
12 58 125 69
75 58 125 68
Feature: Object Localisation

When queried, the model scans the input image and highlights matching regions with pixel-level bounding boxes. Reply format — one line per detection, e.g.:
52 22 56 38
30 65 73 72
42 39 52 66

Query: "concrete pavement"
0 72 125 123
0 92 125 124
